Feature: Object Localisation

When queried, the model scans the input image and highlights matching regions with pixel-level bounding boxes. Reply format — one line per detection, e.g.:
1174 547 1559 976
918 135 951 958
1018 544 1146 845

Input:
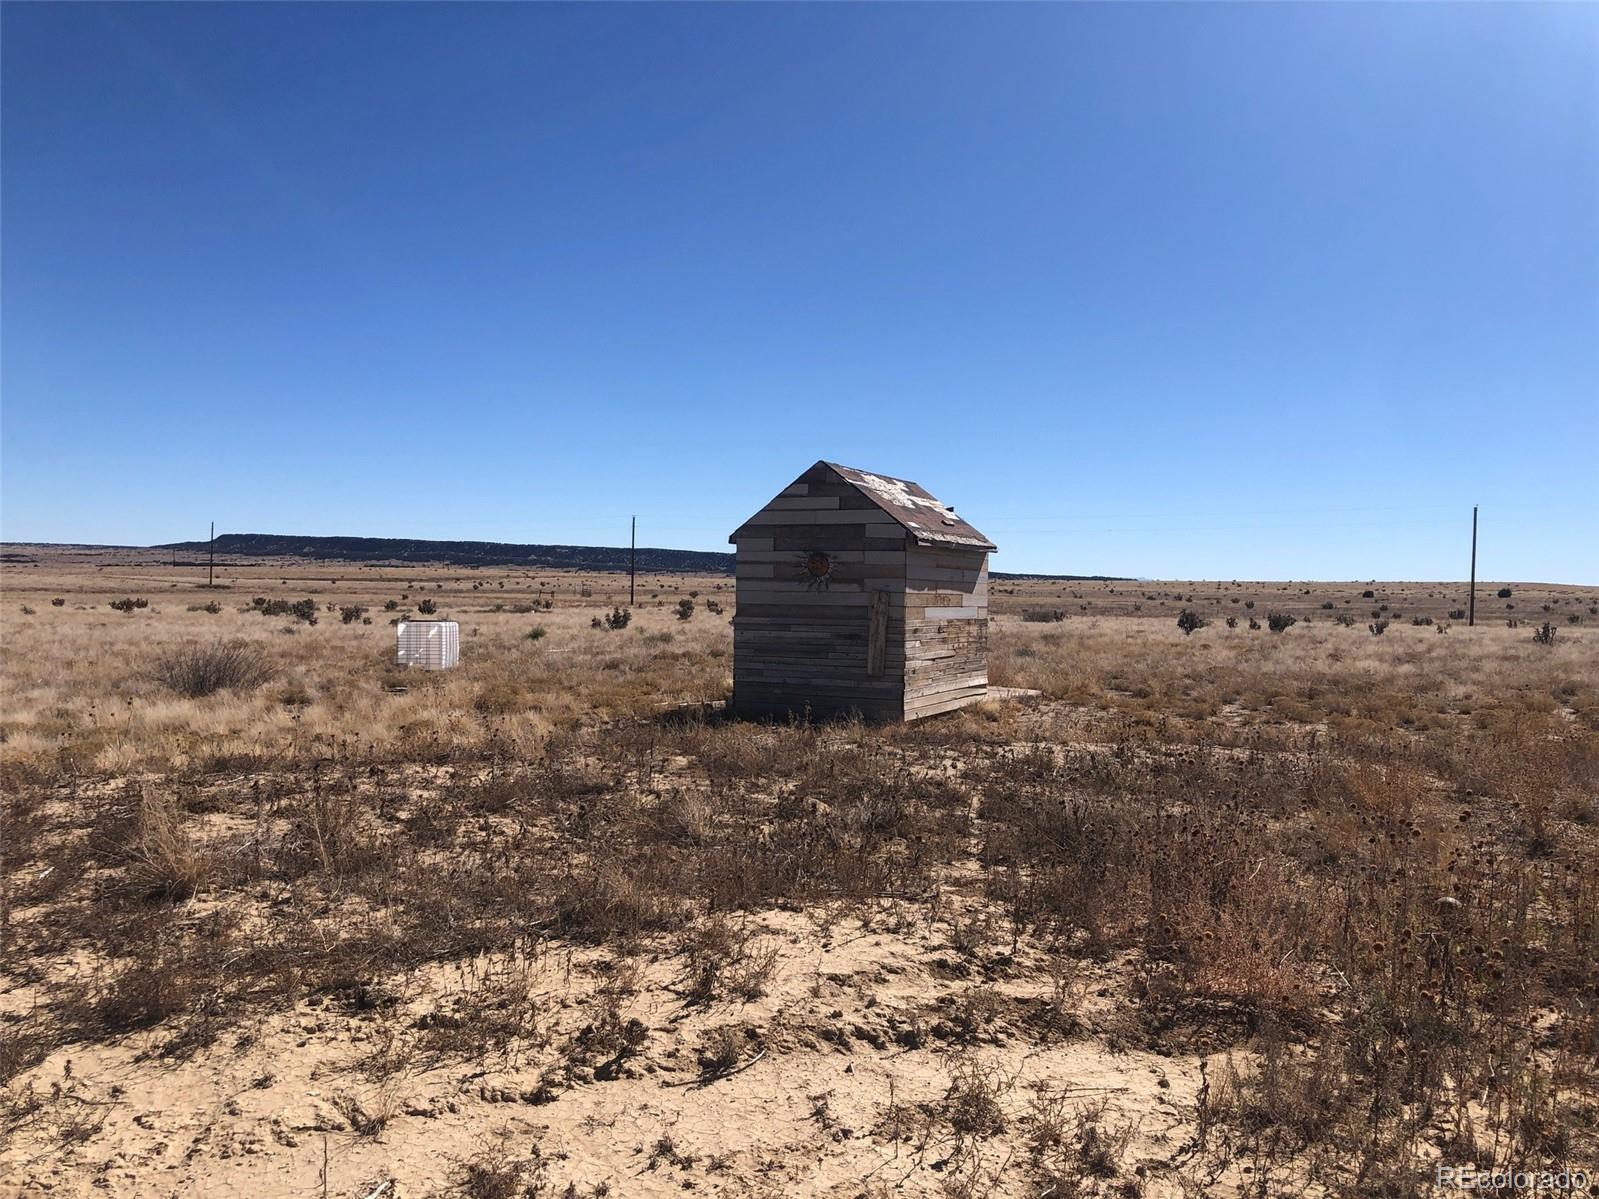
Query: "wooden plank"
735 585 890 602
905 672 988 699
867 590 888 677
759 496 842 511
742 510 895 526
905 690 988 721
737 550 870 564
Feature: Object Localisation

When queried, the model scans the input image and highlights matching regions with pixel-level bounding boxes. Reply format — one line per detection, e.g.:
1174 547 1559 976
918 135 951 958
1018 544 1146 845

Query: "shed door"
866 590 888 677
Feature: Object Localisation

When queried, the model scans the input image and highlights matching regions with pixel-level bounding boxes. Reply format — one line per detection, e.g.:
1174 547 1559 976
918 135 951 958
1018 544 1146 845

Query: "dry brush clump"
149 638 273 697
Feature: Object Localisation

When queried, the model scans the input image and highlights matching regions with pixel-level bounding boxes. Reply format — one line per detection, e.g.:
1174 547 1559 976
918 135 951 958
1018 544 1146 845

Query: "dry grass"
1 546 1595 1194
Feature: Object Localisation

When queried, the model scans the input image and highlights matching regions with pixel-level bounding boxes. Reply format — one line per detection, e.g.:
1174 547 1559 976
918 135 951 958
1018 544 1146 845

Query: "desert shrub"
1334 613 1356 627
551 864 683 942
51 597 65 607
475 680 529 715
339 605 367 624
1225 616 1237 628
675 917 780 1005
1176 610 1206 636
942 1053 1008 1137
383 599 399 611
676 598 695 621
122 792 211 900
1369 619 1389 635
150 640 273 697
109 597 148 613
1533 622 1557 646
453 1143 549 1199
1320 601 1335 610
604 607 631 630
695 1025 749 1078
250 597 318 624
525 626 547 641
1025 1090 1135 1194
1449 608 1466 619
417 598 438 615
1411 615 1432 626
1247 617 1261 630
289 784 368 879
1244 600 1255 609
1266 611 1296 634
705 599 724 615
1497 587 1513 598
1023 610 1066 623
185 601 223 614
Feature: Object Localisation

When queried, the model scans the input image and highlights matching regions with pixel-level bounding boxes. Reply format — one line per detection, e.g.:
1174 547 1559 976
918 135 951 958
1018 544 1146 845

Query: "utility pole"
629 516 636 607
1467 505 1477 627
208 521 216 589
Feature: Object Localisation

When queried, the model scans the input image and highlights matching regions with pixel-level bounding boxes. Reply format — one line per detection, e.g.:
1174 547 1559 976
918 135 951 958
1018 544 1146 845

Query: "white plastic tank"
396 619 459 670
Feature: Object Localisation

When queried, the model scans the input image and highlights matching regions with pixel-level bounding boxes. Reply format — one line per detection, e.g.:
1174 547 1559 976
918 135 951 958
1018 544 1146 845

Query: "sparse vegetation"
0 553 1593 1197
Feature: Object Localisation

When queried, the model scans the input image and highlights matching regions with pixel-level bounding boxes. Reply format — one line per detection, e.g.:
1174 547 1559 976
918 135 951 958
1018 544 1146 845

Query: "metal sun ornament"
799 551 833 591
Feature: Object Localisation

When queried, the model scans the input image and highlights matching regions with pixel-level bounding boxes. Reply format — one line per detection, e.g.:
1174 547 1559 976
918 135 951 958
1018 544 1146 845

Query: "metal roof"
822 462 996 551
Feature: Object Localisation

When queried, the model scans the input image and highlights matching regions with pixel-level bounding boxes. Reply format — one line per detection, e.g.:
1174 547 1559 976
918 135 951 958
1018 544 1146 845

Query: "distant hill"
9 532 1124 580
156 533 734 574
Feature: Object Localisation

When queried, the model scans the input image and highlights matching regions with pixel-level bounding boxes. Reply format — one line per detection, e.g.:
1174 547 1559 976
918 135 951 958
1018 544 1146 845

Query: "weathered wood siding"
731 463 908 720
901 544 989 719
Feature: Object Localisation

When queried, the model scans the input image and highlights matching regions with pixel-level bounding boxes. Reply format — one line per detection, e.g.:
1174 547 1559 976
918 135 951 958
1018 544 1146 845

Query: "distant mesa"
7 532 1123 580
154 533 734 574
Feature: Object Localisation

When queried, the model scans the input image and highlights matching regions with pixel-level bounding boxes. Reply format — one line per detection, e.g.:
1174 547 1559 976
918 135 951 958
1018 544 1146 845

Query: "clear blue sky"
3 3 1595 581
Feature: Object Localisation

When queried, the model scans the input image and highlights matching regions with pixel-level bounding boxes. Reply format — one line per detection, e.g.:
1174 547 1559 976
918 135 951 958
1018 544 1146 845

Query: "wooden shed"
728 461 996 721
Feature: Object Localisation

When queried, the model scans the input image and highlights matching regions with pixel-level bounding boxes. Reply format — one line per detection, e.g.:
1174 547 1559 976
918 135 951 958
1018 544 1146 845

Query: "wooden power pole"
208 521 216 589
1467 506 1477 627
629 516 637 607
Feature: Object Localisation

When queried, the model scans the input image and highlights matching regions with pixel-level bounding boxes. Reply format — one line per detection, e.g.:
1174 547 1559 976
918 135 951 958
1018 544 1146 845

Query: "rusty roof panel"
823 463 995 551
